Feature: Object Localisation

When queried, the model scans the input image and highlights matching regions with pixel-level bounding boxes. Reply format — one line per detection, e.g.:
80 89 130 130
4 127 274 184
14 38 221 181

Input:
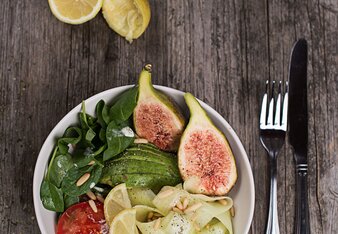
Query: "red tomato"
57 201 109 234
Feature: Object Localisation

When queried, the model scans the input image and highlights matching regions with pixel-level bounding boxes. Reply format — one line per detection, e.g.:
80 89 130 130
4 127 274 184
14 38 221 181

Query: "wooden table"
0 0 337 233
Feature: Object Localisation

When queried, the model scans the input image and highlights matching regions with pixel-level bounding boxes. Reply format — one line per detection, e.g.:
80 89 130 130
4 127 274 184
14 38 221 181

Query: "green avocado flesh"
100 144 182 192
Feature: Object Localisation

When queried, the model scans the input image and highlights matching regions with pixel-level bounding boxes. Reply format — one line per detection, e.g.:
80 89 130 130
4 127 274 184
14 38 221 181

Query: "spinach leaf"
64 194 79 209
99 128 106 142
85 128 96 142
103 120 135 161
48 154 73 187
79 102 99 147
73 144 106 168
62 164 103 197
95 100 110 128
40 180 64 212
58 127 82 154
109 86 138 124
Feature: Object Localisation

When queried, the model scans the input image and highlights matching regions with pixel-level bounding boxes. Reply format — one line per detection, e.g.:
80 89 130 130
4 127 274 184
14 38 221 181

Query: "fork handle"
266 158 279 234
295 165 310 234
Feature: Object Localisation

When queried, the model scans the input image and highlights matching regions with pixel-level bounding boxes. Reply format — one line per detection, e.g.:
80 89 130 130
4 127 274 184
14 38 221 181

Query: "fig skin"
178 93 237 196
133 65 186 152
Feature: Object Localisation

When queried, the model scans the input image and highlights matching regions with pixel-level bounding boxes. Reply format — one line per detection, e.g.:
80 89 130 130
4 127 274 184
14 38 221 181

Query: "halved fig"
178 93 237 196
133 65 185 152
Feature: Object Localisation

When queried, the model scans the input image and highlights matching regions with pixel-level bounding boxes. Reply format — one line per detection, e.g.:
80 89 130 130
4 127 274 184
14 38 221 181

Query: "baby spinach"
99 128 106 142
96 100 110 128
48 154 73 187
58 127 82 154
62 164 103 197
85 128 96 142
103 120 135 161
72 144 106 168
79 102 100 147
109 86 138 124
40 86 140 213
40 180 64 212
64 194 79 209
80 101 97 129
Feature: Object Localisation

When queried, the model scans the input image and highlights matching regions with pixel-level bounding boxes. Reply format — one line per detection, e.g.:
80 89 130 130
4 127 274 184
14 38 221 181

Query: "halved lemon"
48 0 103 24
104 183 132 226
109 208 138 234
102 0 151 42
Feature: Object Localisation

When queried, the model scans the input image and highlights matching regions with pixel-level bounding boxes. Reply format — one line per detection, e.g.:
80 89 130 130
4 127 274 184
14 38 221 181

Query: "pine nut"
147 212 154 219
153 218 161 230
172 207 183 214
191 212 198 222
184 202 202 214
76 173 90 186
153 212 162 217
134 138 149 144
88 200 97 213
176 200 183 210
157 189 173 198
218 199 228 206
183 198 189 210
230 206 235 217
86 190 96 200
87 160 95 165
96 194 105 203
193 222 201 231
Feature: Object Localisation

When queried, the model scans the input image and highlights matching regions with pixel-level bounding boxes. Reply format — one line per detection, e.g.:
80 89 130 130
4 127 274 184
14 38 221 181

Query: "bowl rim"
33 85 255 234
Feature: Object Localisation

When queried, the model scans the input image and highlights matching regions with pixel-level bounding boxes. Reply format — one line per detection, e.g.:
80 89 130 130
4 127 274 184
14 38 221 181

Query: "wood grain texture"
0 0 337 233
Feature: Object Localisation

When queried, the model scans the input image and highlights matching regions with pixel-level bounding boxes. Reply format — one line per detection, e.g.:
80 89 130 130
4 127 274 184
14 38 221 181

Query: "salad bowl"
33 85 255 234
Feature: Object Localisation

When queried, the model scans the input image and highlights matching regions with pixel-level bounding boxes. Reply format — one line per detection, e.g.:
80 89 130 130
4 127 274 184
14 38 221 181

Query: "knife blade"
287 38 310 234
288 38 308 163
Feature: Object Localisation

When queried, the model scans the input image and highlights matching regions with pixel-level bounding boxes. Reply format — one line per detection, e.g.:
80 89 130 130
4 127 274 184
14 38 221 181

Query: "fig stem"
144 64 152 72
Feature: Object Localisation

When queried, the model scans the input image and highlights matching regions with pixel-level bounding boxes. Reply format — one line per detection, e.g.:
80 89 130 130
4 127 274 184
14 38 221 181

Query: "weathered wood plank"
266 0 338 233
0 0 336 233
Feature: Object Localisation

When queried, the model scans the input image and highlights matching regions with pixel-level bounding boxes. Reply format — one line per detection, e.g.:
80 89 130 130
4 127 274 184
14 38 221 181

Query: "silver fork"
259 80 288 234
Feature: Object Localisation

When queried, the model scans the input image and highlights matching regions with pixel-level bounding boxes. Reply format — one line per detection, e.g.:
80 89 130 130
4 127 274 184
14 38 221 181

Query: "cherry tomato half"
57 201 109 234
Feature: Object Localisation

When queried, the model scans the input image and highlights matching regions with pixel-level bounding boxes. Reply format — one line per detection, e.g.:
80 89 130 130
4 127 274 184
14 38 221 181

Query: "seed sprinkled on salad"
194 222 201 231
219 199 228 206
176 199 183 210
88 200 98 213
184 202 202 214
86 190 96 200
172 207 183 214
231 206 235 217
87 160 95 166
147 212 154 219
96 194 105 203
191 212 198 222
183 197 189 209
134 138 149 144
76 173 90 186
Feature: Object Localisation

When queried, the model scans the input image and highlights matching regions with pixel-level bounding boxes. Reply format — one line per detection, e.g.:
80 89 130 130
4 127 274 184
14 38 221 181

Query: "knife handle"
295 164 310 234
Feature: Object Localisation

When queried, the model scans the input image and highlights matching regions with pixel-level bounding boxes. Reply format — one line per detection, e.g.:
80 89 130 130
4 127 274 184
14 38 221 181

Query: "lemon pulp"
48 0 103 24
102 0 151 42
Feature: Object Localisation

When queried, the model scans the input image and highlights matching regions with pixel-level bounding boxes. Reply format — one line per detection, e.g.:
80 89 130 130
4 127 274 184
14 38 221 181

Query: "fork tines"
260 80 288 131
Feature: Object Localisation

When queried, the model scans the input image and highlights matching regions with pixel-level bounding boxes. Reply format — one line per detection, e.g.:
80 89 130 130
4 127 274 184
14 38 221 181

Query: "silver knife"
288 39 310 234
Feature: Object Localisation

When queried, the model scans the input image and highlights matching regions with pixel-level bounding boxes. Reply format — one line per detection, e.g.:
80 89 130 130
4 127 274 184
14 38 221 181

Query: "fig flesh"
133 65 185 152
178 93 237 196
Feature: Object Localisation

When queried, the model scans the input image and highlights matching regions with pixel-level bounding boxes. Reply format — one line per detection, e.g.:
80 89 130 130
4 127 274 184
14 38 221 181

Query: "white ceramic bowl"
33 85 255 234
